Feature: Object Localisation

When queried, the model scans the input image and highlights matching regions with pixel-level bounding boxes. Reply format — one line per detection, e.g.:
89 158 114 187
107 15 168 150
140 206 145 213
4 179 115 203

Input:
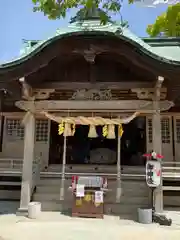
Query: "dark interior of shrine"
49 117 146 166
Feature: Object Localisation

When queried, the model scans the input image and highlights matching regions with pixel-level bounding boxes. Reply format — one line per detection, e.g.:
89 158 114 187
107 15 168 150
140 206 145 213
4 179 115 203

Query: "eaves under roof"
1 19 180 69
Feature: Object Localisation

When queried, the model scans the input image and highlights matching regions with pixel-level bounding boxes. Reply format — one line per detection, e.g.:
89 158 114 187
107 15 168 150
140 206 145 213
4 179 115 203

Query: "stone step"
34 176 150 217
47 165 145 174
164 196 180 207
0 190 20 200
0 181 21 186
36 185 149 198
38 178 147 188
0 201 19 214
38 200 147 216
40 199 180 216
104 203 148 216
40 201 72 212
33 193 180 208
33 192 149 204
38 178 70 186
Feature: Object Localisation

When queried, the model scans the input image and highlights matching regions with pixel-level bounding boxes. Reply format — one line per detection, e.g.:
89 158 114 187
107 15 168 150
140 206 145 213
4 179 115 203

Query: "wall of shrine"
0 113 50 167
0 112 179 165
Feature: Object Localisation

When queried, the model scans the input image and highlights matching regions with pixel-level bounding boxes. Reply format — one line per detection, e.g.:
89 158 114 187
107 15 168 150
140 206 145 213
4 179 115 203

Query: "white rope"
41 112 140 125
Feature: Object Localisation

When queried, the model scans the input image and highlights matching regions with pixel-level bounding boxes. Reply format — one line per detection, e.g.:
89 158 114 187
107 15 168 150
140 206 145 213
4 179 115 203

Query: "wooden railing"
0 159 180 181
0 156 42 171
162 161 180 178
0 158 23 170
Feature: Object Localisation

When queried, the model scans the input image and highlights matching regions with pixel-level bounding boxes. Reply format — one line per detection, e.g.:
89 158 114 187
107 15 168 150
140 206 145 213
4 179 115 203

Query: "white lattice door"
146 116 153 153
146 116 173 161
34 119 50 168
173 116 180 162
3 118 25 158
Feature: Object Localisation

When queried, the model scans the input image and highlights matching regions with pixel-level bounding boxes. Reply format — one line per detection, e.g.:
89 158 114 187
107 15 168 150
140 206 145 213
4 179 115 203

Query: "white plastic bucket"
138 208 152 224
28 202 41 219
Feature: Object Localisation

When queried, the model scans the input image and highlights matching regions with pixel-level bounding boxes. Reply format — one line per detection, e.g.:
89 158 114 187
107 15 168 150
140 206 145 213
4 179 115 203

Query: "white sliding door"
146 116 173 162
34 119 50 168
173 116 180 162
146 116 153 153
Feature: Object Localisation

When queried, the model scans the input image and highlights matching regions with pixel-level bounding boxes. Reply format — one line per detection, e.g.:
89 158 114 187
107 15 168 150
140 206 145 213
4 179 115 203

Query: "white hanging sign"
146 160 161 188
95 191 104 203
78 176 103 187
76 184 85 197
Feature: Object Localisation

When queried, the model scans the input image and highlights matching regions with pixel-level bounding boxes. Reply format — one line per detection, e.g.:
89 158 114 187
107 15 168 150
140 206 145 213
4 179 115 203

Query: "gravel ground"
0 201 180 240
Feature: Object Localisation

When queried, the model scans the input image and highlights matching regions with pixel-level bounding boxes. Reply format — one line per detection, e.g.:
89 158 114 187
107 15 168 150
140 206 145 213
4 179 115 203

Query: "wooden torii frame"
18 76 173 205
41 111 139 201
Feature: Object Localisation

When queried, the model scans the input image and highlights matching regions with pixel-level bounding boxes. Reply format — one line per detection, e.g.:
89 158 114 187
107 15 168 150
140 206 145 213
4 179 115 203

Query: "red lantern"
143 153 164 159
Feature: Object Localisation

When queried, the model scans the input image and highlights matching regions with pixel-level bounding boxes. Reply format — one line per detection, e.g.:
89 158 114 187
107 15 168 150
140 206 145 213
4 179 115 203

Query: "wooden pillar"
116 134 121 202
60 125 67 201
17 112 35 215
0 91 4 152
153 76 164 213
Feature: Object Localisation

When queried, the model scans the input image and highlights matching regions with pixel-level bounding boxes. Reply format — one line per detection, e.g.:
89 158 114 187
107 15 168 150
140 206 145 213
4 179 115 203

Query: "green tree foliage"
147 3 180 37
32 0 122 23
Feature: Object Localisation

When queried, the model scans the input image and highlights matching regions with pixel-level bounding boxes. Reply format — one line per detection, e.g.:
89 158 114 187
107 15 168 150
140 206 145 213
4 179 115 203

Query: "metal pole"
153 101 163 213
60 134 67 201
116 133 121 203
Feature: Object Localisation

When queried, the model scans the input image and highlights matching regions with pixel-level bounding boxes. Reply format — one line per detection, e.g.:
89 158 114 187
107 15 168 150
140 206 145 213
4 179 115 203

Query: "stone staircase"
0 175 21 201
33 177 74 212
32 176 150 219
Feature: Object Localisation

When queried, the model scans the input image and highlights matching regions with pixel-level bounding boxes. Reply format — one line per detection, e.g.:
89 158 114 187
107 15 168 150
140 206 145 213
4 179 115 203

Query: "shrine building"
0 9 180 217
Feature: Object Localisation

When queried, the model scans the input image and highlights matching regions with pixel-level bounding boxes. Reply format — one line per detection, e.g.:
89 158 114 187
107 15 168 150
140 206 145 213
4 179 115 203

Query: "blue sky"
0 0 168 63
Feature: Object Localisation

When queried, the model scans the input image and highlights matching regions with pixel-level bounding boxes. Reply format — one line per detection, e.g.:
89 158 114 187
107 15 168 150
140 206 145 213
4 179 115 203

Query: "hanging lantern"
64 123 72 137
107 124 116 139
102 125 108 138
72 123 76 136
118 124 124 137
88 125 98 138
58 122 65 135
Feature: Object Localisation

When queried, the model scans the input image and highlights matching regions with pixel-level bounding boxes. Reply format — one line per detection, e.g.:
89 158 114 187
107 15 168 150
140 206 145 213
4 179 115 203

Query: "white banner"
76 184 85 197
95 191 104 203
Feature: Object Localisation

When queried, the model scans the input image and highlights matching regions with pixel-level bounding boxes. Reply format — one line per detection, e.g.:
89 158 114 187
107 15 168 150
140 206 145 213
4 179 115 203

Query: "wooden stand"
72 187 104 218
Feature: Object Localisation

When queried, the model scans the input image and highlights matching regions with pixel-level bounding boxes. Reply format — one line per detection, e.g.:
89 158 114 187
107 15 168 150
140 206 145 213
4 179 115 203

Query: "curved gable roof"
1 20 180 70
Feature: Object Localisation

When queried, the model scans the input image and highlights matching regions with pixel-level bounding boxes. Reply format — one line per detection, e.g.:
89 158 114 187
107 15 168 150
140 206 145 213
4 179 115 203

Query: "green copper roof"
70 7 112 23
1 17 180 68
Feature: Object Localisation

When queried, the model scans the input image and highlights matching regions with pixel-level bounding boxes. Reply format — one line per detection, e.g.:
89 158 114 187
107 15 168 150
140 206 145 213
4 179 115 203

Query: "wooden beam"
19 77 33 100
154 76 164 100
32 81 154 90
15 100 174 112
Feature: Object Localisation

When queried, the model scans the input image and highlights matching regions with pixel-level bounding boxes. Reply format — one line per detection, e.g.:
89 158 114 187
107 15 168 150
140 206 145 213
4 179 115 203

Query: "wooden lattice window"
176 119 180 143
147 118 152 143
6 119 24 140
35 119 48 142
161 118 170 143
